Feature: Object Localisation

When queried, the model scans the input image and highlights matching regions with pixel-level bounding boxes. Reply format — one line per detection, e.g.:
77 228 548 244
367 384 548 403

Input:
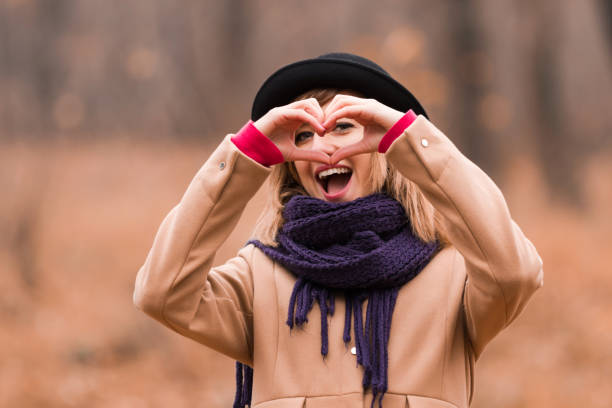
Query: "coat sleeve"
385 115 544 359
133 134 271 366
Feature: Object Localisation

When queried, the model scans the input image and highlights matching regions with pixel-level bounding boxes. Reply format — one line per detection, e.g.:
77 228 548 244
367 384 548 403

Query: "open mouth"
316 166 353 196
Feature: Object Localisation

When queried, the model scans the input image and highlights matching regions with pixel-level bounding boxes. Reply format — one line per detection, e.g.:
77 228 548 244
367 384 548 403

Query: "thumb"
287 148 331 164
330 140 373 164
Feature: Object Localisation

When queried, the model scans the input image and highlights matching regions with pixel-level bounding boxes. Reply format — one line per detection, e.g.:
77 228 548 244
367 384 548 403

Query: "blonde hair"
250 88 448 247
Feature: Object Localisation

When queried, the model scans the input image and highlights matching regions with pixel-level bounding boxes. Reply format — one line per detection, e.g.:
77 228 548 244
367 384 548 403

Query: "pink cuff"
378 110 418 153
231 120 284 167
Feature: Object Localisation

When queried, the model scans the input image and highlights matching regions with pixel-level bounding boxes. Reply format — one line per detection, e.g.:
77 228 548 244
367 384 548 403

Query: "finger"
307 98 325 124
324 94 366 116
289 98 324 124
330 139 375 163
322 94 341 118
288 97 318 109
288 148 331 164
323 99 348 122
302 102 325 127
322 105 369 129
315 102 325 126
323 94 353 118
281 109 326 134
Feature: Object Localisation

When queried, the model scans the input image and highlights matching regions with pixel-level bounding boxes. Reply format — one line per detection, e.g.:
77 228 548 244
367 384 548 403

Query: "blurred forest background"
1 0 611 407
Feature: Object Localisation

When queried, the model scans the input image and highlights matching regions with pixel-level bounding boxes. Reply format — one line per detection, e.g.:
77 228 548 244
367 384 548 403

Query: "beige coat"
133 116 543 408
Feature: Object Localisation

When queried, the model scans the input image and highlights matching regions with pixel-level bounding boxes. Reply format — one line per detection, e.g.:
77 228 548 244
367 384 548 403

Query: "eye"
333 122 354 132
294 130 313 145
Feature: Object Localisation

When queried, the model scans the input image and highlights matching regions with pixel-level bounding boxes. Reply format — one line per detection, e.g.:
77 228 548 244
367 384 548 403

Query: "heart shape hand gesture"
253 94 405 165
322 94 404 164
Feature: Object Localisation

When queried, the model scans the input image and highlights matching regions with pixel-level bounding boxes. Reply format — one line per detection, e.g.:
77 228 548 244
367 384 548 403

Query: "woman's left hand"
322 94 404 164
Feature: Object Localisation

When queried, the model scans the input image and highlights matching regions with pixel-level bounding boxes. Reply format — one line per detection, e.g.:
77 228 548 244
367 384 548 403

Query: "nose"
310 134 339 155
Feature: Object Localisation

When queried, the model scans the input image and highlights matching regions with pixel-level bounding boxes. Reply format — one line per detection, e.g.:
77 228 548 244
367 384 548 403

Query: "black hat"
251 52 428 121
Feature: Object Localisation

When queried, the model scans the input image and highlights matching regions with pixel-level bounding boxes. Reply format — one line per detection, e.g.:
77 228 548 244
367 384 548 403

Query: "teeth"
317 167 351 179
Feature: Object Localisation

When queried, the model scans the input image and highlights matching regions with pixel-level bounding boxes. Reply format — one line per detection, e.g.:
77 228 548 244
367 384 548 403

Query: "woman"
133 53 543 408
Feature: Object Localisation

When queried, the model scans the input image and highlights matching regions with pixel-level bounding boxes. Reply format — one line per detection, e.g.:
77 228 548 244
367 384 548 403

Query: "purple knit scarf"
234 193 439 408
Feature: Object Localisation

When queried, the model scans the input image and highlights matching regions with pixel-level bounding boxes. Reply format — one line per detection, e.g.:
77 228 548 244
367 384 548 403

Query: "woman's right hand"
253 98 330 164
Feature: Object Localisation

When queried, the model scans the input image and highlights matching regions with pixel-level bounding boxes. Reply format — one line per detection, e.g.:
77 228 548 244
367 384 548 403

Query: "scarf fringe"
233 282 406 408
284 281 399 407
233 361 253 408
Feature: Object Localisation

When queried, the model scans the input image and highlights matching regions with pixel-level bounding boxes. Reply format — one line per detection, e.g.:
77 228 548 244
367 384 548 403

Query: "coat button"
350 346 357 355
421 138 429 147
219 161 226 170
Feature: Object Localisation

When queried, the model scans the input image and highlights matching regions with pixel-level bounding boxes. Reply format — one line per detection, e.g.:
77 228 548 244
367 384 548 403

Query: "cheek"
341 129 365 146
325 128 364 147
294 162 312 185
352 155 375 191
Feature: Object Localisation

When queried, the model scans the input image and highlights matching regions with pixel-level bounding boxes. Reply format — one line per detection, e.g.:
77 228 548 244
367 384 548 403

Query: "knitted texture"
234 193 439 408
